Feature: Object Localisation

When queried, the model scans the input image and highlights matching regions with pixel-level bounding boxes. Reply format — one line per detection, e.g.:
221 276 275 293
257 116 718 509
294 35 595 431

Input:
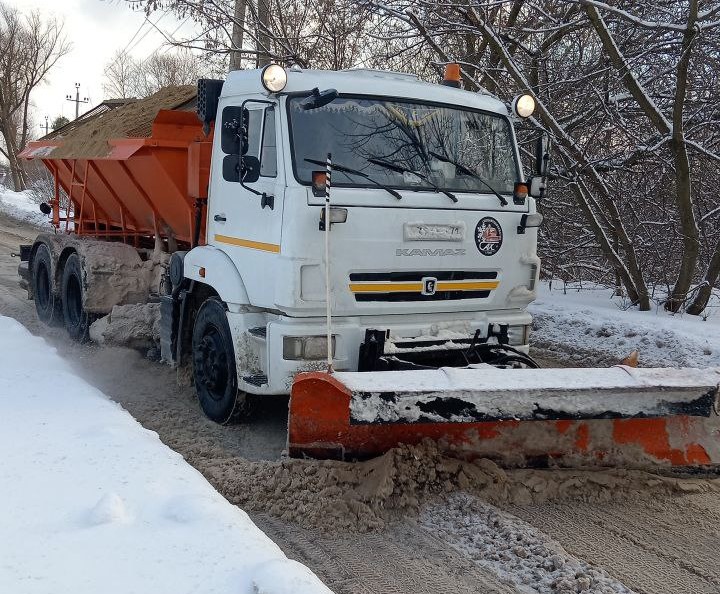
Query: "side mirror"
221 106 249 155
528 176 545 199
241 155 260 183
301 88 338 110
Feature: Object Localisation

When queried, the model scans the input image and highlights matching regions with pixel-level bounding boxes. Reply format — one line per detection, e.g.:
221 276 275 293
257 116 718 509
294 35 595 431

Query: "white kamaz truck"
21 65 720 466
20 64 546 425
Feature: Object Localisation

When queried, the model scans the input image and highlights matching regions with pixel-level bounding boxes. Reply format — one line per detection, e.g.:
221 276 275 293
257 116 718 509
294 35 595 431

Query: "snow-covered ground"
530 282 720 368
0 186 52 227
0 315 332 594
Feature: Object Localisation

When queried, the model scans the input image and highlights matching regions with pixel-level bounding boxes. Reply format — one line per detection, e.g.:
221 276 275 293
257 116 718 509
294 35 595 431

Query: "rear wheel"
32 244 61 325
192 298 249 424
61 253 91 341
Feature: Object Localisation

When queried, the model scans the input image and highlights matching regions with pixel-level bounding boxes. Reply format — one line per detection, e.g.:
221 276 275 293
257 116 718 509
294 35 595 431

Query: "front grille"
355 290 491 302
349 270 498 302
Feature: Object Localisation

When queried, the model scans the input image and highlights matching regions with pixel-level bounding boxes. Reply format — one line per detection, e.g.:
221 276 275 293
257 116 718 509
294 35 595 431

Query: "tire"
61 253 91 341
192 298 249 424
32 244 62 325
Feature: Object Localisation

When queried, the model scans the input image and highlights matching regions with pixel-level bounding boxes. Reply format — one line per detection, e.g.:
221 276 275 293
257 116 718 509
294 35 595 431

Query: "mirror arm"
239 175 274 210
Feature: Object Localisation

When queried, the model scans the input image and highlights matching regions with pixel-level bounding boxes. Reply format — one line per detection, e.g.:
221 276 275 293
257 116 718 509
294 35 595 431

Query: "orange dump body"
20 110 212 248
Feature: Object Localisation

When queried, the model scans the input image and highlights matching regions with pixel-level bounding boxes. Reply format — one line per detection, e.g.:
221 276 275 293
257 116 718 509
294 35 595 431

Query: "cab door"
207 98 285 308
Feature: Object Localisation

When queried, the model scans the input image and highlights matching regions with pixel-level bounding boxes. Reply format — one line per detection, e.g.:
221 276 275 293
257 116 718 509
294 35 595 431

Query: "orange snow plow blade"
288 367 720 466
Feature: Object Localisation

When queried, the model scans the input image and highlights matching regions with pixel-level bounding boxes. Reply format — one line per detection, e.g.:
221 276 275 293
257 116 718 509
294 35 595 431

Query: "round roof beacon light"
261 64 287 93
512 94 536 118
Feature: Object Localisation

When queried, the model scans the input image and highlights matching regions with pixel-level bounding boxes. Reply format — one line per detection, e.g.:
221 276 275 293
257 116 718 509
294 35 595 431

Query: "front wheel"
192 298 249 424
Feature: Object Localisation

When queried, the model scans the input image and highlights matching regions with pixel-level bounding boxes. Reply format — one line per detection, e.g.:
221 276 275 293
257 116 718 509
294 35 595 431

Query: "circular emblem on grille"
475 217 503 256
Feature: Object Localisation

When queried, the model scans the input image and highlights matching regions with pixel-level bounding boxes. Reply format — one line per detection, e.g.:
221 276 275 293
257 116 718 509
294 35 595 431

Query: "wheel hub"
197 329 228 400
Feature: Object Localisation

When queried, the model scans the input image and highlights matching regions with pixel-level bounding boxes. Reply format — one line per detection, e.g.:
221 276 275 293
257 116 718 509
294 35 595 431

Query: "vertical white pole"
324 152 333 372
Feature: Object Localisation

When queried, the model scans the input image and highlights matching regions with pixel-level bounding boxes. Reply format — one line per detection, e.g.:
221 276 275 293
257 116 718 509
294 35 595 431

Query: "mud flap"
287 367 720 466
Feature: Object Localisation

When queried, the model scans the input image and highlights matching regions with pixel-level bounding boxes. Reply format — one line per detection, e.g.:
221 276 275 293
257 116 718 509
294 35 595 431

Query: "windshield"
288 96 518 194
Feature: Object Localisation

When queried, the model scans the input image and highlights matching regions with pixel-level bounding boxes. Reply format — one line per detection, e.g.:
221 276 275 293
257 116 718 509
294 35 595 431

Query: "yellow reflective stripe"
214 234 280 253
436 281 499 291
349 282 424 293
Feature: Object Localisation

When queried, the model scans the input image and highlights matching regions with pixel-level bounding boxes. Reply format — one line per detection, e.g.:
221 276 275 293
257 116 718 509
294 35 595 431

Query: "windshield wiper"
367 157 458 203
304 158 402 200
429 151 508 206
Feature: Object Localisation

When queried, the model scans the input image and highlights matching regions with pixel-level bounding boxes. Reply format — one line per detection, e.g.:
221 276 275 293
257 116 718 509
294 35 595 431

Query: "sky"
8 0 197 139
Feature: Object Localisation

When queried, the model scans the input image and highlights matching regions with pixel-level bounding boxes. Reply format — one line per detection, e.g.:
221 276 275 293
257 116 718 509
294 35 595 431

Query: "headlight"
283 335 336 360
261 64 287 93
507 324 530 346
512 94 535 118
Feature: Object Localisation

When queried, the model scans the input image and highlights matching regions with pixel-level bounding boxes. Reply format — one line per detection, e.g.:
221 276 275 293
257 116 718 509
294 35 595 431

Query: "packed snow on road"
0 314 331 594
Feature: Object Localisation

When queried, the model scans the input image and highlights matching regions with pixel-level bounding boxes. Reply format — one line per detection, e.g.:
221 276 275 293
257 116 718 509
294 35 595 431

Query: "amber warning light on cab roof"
442 63 461 88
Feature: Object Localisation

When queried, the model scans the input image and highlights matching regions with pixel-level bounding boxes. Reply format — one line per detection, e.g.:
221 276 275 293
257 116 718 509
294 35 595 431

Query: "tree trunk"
229 0 247 71
666 0 700 312
686 237 720 315
256 0 271 67
569 178 641 304
1 127 27 191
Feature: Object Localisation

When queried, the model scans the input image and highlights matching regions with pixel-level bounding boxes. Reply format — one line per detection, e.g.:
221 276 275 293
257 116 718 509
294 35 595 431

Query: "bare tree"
366 0 720 314
103 49 138 98
129 0 374 71
103 48 204 98
0 3 69 190
582 0 701 312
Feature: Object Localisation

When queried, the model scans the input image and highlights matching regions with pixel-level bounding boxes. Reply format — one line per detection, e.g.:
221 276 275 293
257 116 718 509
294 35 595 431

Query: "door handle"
214 214 227 222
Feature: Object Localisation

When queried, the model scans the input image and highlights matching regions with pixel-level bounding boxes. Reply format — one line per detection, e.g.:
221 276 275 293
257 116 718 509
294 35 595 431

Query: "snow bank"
0 315 332 594
530 283 720 368
0 186 52 227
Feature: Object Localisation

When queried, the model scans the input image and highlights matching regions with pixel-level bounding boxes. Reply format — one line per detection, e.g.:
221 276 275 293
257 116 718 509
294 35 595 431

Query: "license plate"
404 222 465 242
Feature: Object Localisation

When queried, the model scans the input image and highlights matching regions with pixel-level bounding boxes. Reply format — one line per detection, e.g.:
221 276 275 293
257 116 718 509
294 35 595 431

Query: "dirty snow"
0 187 52 227
0 315 332 594
422 494 636 594
530 282 720 368
343 366 720 423
89 302 161 349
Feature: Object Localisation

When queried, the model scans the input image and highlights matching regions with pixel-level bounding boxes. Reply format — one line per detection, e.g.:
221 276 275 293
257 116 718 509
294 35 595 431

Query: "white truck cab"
178 65 544 422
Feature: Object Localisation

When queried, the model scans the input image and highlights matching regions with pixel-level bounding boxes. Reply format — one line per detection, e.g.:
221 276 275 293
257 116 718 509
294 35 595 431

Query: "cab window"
260 107 277 177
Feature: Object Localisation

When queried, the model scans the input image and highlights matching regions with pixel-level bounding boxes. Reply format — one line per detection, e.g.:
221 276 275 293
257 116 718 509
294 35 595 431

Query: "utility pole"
66 83 89 120
39 116 49 136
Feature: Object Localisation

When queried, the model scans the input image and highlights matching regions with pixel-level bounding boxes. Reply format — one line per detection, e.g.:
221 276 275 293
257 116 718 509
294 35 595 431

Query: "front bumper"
237 309 532 395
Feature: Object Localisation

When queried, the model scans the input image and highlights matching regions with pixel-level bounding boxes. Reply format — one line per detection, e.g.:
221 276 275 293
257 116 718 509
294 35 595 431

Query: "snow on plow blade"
288 367 720 466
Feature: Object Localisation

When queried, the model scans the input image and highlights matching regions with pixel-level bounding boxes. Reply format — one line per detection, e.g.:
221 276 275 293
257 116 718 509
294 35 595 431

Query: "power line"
126 12 168 55
121 18 149 54
146 16 192 60
103 11 169 75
